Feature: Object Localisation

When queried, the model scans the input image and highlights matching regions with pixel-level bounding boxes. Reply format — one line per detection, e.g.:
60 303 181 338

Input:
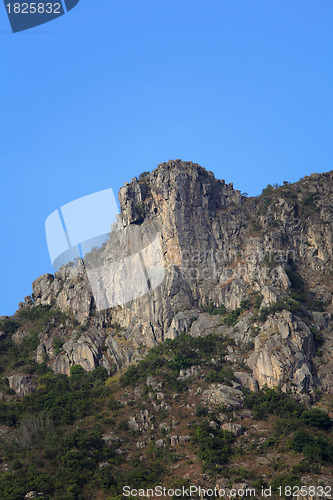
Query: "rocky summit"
28 160 333 398
1 160 333 499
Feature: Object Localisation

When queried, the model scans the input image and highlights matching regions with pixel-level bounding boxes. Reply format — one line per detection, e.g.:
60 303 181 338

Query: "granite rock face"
50 329 107 375
202 384 245 409
26 160 333 398
7 375 36 398
247 311 315 394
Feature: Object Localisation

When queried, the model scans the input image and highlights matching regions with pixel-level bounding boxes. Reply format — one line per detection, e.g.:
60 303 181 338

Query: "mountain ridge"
1 160 333 499
17 160 332 398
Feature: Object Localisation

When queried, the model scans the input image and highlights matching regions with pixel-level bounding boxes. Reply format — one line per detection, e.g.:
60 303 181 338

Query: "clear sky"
1 0 332 316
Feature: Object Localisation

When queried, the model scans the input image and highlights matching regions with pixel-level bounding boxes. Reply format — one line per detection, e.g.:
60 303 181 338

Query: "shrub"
223 300 250 326
274 416 301 435
169 347 197 371
110 322 122 333
134 203 145 217
203 302 227 315
262 184 274 196
244 387 305 421
289 429 333 462
193 420 234 475
251 221 262 233
311 327 324 347
138 171 150 179
285 268 305 292
205 367 235 384
53 337 64 355
301 193 319 214
93 369 108 386
120 365 140 387
22 329 40 351
70 365 85 376
223 309 241 326
301 409 332 430
195 405 208 417
0 317 19 335
258 297 301 322
262 252 280 269
17 305 68 329
271 473 301 491
107 398 123 411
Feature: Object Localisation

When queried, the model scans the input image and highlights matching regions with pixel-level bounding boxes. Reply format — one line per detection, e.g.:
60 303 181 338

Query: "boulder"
202 384 244 409
7 375 35 397
221 423 244 436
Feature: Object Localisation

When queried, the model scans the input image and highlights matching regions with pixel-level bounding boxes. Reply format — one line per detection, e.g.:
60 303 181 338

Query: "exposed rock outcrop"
23 160 333 397
202 383 245 409
247 310 315 396
7 375 36 398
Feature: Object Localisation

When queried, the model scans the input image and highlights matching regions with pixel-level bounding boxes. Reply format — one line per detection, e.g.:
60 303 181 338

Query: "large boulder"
202 384 244 409
7 375 35 397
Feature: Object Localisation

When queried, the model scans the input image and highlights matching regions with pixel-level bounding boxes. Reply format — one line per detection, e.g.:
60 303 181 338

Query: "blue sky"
1 0 332 315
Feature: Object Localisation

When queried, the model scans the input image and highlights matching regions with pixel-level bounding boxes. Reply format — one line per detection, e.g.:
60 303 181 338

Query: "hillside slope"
1 160 333 499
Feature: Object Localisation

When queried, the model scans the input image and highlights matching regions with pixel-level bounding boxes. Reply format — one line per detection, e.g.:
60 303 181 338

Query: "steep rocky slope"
1 160 333 499
20 160 333 399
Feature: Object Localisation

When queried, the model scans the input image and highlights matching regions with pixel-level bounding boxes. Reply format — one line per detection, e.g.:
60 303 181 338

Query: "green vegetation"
138 171 150 179
0 365 109 427
205 366 235 384
52 337 64 355
0 305 73 374
223 300 251 326
252 256 326 324
301 192 320 216
193 420 234 476
262 251 281 269
289 429 333 462
245 387 305 419
109 322 123 333
261 184 275 196
203 302 227 315
283 258 326 314
120 333 234 389
256 179 322 233
311 326 324 347
222 296 260 326
0 365 127 499
203 294 263 327
245 388 333 465
1 308 332 498
16 304 68 329
300 408 332 429
285 268 304 293
194 404 208 417
258 296 301 322
0 317 19 335
257 195 272 215
134 202 145 217
271 474 301 492
0 332 239 498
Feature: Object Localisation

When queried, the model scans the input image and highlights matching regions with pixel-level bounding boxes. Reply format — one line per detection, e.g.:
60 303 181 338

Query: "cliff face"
24 160 333 400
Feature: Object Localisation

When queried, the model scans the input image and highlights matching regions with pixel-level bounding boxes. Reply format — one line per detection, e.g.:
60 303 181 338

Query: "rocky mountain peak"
10 163 333 400
119 159 242 227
